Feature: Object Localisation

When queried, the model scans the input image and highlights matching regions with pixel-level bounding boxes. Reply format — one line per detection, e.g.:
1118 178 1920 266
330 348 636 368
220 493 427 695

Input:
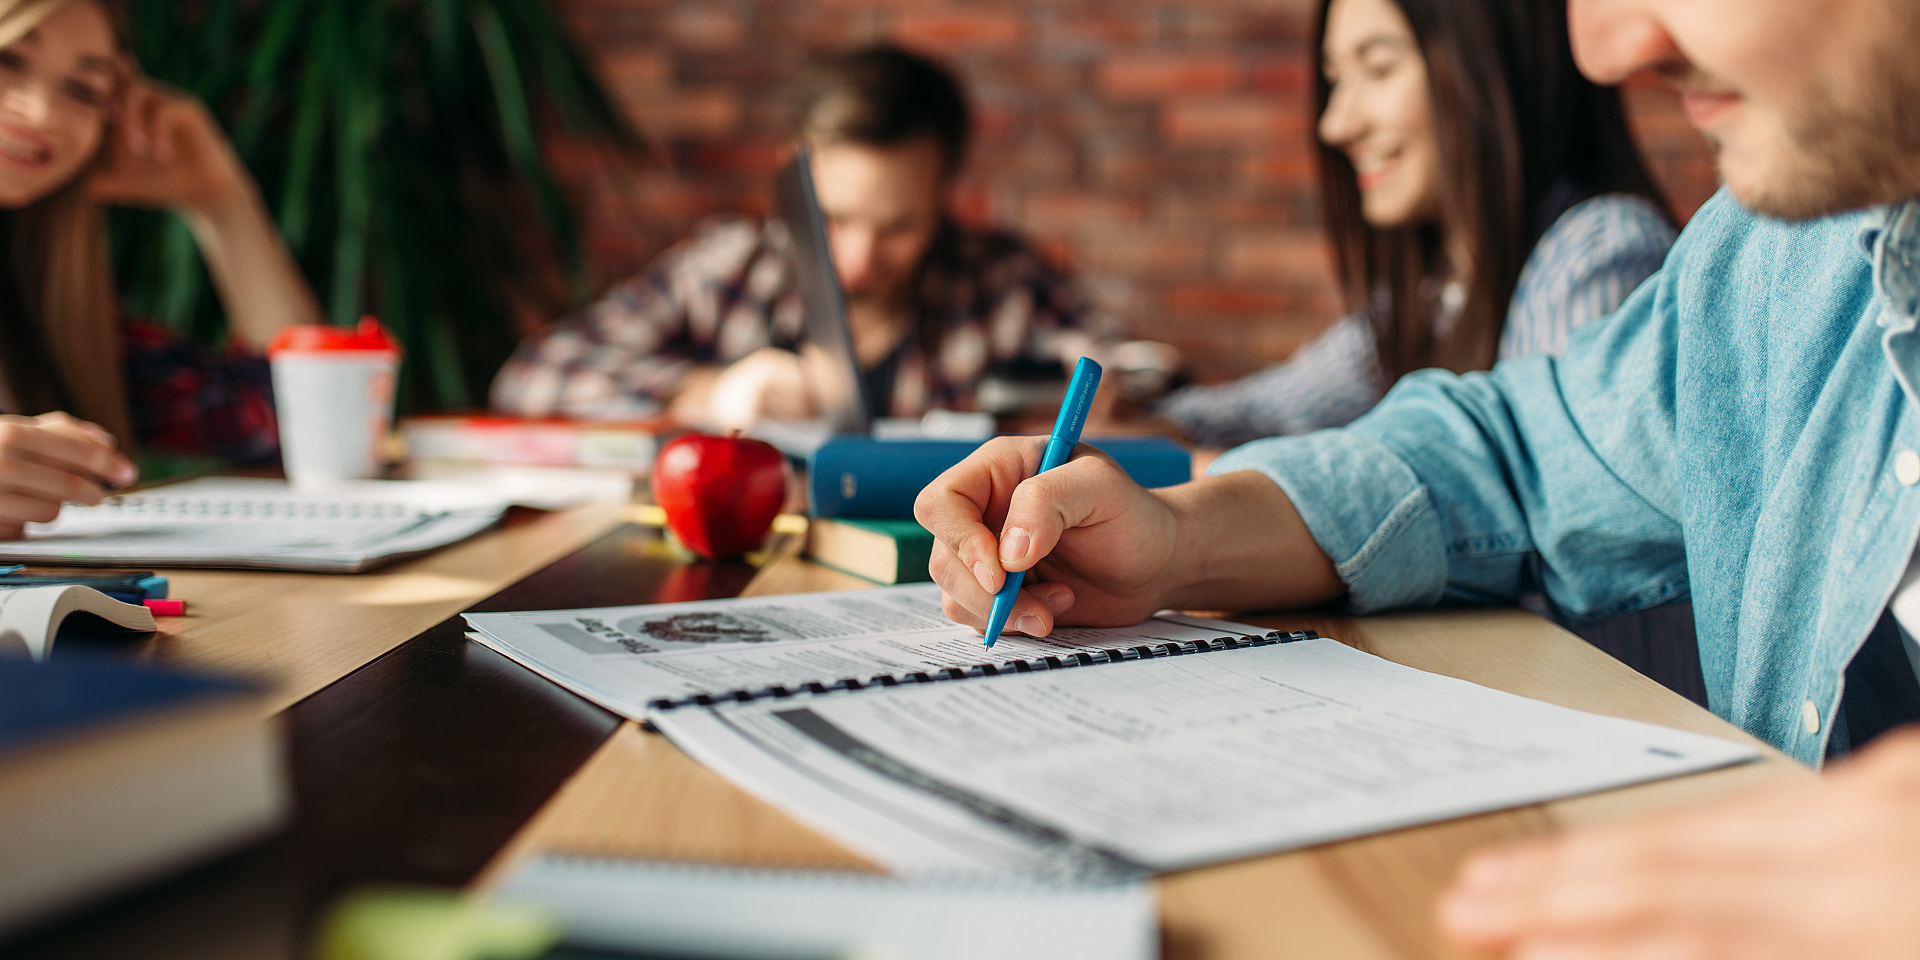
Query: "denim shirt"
1212 189 1920 766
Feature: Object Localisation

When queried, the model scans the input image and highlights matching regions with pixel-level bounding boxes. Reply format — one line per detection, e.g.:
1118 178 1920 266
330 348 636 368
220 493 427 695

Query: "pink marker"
144 599 186 616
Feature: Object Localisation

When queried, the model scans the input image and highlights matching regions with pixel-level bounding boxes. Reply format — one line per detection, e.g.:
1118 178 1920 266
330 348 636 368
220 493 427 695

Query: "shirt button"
1898 450 1920 485
1801 700 1821 735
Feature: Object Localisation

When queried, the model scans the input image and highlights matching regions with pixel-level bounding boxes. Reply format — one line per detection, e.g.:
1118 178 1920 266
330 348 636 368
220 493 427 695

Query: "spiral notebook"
0 477 508 573
493 855 1153 960
462 583 1300 722
649 633 1762 880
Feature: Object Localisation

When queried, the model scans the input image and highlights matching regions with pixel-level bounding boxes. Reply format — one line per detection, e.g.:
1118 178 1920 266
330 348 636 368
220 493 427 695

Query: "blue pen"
983 356 1103 648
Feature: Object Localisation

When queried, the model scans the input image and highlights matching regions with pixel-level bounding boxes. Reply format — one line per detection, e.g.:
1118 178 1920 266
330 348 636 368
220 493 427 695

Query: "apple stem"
730 428 743 439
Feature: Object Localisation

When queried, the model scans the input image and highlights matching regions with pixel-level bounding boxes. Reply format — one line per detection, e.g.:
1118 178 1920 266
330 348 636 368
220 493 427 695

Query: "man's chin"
1720 130 1920 222
1722 156 1899 223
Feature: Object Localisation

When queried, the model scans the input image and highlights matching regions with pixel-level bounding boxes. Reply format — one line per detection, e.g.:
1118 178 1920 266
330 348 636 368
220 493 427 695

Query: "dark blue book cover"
808 435 1191 518
0 657 253 757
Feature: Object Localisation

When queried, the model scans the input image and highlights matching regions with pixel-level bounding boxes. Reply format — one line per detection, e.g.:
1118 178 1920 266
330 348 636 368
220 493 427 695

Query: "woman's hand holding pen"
916 437 1346 637
0 412 137 539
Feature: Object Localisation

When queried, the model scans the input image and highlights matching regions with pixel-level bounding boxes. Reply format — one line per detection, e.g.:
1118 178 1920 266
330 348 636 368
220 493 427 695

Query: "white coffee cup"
267 318 402 487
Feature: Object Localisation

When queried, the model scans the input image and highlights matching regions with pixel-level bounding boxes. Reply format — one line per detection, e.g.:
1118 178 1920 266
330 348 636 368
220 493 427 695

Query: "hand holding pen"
914 357 1184 643
0 413 139 540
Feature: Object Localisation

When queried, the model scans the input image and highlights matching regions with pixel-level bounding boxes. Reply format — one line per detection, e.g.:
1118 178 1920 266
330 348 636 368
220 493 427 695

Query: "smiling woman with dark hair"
1160 0 1676 447
0 0 321 538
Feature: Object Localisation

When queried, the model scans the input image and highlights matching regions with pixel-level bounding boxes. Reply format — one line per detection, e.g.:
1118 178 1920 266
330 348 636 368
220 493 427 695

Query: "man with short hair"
491 45 1103 430
913 0 1920 953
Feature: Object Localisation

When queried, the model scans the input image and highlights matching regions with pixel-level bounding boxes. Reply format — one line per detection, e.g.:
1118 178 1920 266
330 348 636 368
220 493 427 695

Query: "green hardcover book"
805 517 935 585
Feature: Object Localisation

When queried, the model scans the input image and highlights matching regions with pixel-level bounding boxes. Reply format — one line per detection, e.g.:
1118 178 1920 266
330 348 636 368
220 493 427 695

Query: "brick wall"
544 0 1719 383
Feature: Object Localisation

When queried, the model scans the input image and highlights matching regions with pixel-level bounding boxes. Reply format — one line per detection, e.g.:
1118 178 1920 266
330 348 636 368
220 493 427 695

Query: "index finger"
0 419 129 487
914 436 1045 595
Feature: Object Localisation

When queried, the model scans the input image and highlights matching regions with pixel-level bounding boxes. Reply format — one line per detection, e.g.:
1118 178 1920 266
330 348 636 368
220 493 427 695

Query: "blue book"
0 657 286 937
808 435 1191 518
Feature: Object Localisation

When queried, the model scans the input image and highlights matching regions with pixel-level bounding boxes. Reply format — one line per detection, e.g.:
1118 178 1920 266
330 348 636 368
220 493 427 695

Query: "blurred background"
116 0 1718 411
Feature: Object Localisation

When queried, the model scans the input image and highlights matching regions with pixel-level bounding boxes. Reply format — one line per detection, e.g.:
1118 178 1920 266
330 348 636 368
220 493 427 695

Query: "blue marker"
983 356 1102 648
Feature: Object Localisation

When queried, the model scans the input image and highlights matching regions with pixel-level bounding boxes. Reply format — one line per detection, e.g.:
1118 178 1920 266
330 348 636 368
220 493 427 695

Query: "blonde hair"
0 0 132 444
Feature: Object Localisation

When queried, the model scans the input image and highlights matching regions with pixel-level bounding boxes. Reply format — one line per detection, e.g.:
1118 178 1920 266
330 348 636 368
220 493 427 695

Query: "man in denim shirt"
916 0 1920 953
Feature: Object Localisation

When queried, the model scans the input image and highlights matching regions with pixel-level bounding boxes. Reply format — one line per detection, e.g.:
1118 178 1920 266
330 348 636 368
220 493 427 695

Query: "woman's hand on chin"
87 78 250 218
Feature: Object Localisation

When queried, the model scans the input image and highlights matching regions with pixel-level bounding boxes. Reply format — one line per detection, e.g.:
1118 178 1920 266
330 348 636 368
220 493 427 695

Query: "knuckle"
912 485 939 523
979 436 1026 457
941 595 970 622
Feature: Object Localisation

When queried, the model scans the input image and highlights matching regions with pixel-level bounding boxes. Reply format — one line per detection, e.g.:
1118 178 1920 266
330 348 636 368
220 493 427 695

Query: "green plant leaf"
113 0 633 412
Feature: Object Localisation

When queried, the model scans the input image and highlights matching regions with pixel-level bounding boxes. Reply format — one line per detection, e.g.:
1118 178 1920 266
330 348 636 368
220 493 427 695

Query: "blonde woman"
0 0 319 536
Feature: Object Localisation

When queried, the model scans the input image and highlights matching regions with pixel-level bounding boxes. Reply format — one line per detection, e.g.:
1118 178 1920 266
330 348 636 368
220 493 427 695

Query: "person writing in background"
916 0 1920 953
1159 0 1674 448
491 45 1105 431
0 0 321 537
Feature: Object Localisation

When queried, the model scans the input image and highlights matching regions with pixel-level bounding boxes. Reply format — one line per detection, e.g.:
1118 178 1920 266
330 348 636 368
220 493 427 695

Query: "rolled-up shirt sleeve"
1209 269 1690 623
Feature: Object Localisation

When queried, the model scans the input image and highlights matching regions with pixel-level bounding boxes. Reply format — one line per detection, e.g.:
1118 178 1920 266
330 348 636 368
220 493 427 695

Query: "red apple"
651 433 787 559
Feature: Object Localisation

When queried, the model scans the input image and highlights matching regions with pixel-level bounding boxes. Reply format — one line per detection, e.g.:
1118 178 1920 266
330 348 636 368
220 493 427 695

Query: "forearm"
1156 470 1343 612
185 181 322 352
666 365 723 427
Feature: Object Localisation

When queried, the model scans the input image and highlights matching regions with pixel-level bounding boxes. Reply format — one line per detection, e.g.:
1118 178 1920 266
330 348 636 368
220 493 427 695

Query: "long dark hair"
1314 0 1670 378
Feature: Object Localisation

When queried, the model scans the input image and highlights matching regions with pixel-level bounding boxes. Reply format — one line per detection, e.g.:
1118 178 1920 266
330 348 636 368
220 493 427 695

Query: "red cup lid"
268 317 402 357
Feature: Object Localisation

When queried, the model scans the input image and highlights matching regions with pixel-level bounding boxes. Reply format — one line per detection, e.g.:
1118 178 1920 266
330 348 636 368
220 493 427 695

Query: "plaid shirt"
491 216 1104 420
124 317 278 463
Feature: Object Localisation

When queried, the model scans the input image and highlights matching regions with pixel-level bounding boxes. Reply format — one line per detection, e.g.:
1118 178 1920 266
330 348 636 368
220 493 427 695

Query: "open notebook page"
465 583 1273 719
0 477 507 573
653 638 1760 880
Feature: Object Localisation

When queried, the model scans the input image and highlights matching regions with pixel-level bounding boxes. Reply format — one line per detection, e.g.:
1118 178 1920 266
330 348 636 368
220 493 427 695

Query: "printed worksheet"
464 583 1266 719
654 639 1761 879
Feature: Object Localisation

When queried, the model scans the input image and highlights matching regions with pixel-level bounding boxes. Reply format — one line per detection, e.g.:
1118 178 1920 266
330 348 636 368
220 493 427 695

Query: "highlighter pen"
983 356 1103 648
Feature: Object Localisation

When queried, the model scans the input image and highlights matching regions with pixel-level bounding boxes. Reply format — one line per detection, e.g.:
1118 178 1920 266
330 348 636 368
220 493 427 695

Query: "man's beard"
1736 36 1920 220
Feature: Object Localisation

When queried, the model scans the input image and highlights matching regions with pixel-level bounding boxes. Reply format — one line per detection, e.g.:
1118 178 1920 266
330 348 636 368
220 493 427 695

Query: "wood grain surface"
121 501 625 714
4 517 1804 960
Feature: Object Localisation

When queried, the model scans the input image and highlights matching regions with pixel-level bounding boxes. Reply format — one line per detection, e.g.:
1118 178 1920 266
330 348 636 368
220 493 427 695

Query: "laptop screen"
775 147 871 434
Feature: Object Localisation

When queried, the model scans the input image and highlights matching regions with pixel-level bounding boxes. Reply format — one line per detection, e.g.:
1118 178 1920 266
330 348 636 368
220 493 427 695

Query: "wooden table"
8 520 1801 960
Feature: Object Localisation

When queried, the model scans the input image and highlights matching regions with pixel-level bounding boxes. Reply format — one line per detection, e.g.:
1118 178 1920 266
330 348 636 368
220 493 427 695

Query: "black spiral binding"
646 628 1320 713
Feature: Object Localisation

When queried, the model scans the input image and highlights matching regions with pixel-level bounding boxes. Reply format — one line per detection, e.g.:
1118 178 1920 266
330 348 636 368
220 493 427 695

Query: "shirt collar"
1864 199 1920 324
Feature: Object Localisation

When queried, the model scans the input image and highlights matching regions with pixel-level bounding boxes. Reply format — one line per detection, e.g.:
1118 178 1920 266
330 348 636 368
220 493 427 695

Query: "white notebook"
651 636 1761 881
494 855 1154 960
462 583 1302 721
0 477 508 573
